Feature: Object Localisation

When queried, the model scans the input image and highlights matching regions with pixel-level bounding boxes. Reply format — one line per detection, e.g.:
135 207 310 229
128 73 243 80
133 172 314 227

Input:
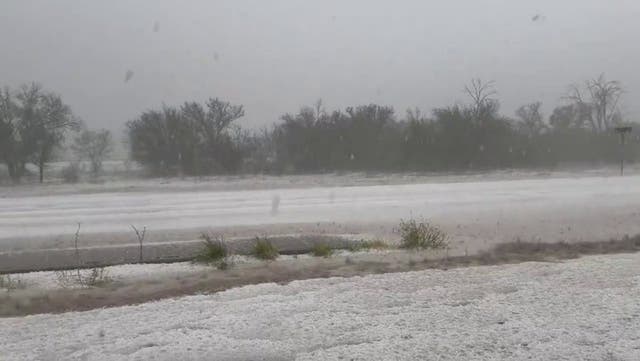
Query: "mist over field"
1 0 640 133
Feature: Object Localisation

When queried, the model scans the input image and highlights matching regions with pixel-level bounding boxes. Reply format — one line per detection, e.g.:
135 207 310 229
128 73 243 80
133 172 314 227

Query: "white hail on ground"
1 253 639 360
2 174 640 252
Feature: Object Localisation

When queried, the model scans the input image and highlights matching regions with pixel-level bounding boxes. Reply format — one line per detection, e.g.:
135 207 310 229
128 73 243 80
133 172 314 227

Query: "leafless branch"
464 78 497 109
131 225 147 263
464 78 497 122
74 223 82 283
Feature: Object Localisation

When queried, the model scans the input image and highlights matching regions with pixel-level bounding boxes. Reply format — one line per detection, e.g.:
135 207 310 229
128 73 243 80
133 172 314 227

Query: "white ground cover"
0 254 317 291
0 262 209 291
2 253 639 361
2 174 640 252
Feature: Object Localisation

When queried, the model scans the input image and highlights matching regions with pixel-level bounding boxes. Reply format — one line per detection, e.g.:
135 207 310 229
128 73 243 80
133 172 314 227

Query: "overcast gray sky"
1 0 639 133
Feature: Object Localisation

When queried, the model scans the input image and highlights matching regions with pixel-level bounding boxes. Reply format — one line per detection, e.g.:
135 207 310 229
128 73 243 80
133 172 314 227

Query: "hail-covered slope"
2 253 639 360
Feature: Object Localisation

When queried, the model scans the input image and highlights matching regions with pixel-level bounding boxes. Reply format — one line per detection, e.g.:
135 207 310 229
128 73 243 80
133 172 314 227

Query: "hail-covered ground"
2 252 639 361
2 168 640 359
1 253 316 291
2 169 640 254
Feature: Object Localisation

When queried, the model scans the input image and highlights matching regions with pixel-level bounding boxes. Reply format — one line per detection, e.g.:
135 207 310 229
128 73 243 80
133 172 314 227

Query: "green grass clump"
253 238 279 261
195 233 231 269
312 243 334 258
397 218 448 250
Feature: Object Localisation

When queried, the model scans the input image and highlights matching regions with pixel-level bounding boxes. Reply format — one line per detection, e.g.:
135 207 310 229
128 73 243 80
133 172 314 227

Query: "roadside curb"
0 234 358 273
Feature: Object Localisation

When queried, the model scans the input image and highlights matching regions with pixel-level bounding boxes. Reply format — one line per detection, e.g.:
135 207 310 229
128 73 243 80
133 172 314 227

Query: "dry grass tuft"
194 233 231 270
253 238 279 261
311 243 333 258
397 218 448 250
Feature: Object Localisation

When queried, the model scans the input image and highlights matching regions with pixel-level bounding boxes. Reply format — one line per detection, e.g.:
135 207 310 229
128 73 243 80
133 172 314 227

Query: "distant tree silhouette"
0 83 78 183
126 98 245 175
72 128 113 176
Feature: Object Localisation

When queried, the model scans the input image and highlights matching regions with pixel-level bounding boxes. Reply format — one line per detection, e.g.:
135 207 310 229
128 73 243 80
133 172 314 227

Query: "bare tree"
515 102 546 137
588 74 623 131
566 74 623 133
464 78 498 121
0 87 23 182
131 225 147 263
73 223 82 282
72 128 113 176
14 83 79 182
313 99 326 121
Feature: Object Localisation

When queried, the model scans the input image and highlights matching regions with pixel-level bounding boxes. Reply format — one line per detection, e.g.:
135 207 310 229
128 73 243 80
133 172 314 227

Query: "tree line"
1 75 637 182
125 75 634 175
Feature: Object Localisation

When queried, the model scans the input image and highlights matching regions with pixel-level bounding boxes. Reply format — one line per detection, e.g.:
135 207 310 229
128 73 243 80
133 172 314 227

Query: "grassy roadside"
2 236 640 317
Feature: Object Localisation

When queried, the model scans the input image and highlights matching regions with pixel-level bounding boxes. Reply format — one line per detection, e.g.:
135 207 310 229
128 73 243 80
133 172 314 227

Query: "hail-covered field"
2 252 639 360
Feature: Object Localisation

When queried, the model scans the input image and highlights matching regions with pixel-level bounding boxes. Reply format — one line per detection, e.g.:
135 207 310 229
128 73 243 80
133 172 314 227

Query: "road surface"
2 174 640 251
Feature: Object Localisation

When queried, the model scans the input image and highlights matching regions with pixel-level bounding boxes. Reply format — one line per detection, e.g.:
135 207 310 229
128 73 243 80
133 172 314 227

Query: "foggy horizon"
2 0 639 134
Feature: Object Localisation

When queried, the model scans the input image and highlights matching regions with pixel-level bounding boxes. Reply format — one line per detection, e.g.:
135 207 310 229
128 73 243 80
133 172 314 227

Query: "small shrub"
53 223 111 288
61 162 81 183
216 259 231 270
397 218 448 250
312 243 333 258
253 238 279 261
55 267 111 288
195 233 231 269
54 270 76 287
83 267 111 287
0 275 25 291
